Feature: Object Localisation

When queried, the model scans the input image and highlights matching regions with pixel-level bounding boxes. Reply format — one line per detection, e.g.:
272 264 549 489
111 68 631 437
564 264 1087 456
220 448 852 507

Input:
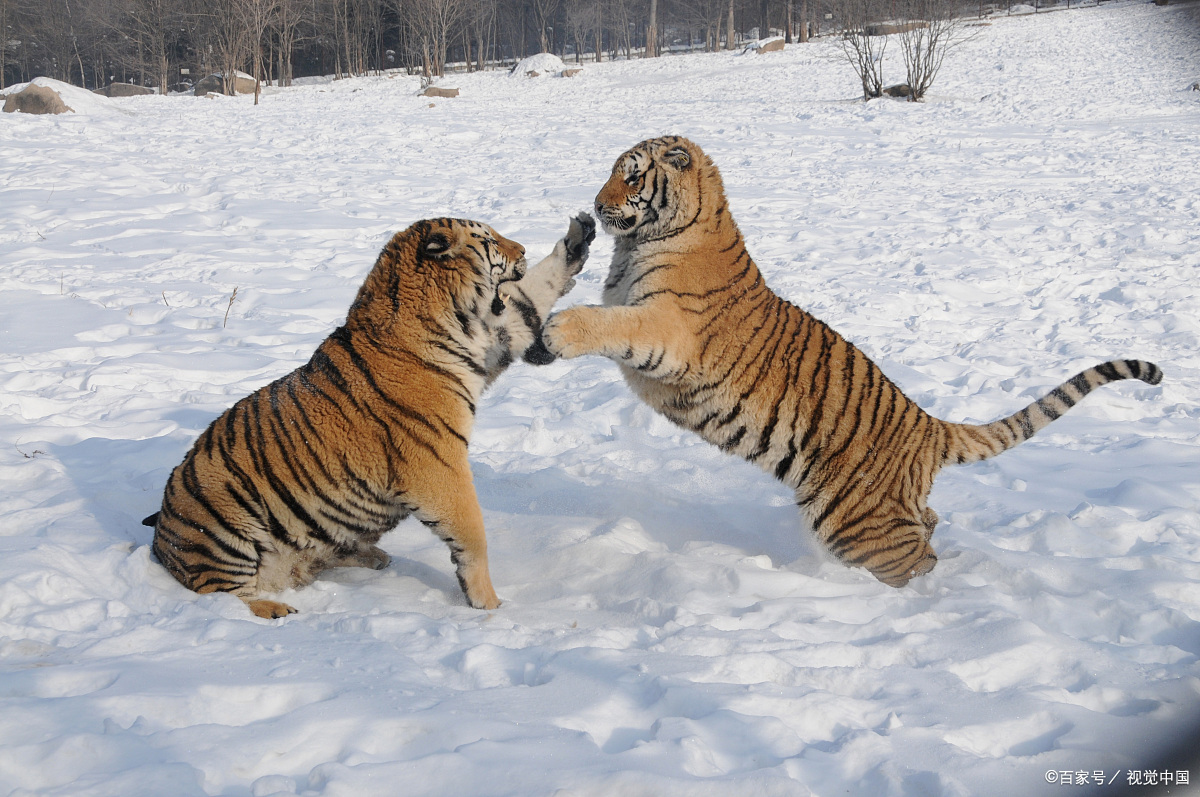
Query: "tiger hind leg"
920 507 939 540
827 515 938 588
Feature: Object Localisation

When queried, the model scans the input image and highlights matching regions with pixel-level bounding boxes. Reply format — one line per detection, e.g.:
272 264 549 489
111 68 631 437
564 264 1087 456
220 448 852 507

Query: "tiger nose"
497 235 525 260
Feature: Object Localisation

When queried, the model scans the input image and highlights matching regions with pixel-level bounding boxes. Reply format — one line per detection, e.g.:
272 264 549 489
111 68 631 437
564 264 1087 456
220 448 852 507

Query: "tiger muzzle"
595 202 636 233
494 257 527 284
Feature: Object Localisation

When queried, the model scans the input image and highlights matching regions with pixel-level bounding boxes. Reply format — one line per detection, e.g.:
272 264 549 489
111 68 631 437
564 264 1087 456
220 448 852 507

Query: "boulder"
193 72 257 96
421 86 460 98
562 68 583 77
864 21 928 35
755 37 785 53
883 83 913 98
3 83 73 115
94 82 155 97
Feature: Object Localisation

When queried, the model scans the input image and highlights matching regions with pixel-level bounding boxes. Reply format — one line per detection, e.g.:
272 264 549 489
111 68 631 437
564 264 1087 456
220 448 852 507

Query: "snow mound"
1 76 124 116
510 53 567 77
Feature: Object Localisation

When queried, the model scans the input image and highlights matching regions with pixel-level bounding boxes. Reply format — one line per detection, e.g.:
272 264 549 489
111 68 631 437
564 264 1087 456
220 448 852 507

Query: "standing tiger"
542 135 1162 588
148 214 596 618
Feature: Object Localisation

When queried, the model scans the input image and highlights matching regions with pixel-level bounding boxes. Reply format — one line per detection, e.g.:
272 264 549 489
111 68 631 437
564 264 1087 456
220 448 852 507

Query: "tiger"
146 213 596 618
541 135 1162 588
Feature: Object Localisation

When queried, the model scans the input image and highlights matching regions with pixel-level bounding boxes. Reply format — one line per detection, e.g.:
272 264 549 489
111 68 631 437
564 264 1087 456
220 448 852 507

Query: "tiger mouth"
493 258 527 284
597 209 637 232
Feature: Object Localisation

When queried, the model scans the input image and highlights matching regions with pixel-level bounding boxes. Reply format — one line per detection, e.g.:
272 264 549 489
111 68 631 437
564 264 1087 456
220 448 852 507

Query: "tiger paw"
541 310 591 360
338 544 391 570
522 337 557 366
562 212 596 274
246 599 298 619
459 568 501 610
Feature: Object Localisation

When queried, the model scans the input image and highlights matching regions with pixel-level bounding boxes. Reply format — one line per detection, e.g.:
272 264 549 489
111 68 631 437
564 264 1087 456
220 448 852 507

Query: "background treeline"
0 0 843 92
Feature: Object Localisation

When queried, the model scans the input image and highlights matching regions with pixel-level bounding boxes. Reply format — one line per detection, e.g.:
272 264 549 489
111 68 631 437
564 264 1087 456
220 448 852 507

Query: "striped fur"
543 136 1161 588
149 214 595 618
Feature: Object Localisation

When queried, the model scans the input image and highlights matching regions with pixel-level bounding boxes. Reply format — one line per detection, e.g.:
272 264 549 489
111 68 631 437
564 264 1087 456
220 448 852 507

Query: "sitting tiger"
147 213 596 618
542 135 1161 588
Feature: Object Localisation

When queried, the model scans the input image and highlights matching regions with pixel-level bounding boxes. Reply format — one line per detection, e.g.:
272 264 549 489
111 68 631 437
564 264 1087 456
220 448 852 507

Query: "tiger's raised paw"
562 212 596 273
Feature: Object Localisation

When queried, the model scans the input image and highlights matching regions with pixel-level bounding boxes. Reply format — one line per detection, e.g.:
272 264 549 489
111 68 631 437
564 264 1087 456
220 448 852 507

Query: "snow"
510 52 569 76
2 2 1199 794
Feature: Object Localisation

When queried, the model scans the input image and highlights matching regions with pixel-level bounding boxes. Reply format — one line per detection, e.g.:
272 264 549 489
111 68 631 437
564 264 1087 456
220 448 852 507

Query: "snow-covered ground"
2 3 1199 795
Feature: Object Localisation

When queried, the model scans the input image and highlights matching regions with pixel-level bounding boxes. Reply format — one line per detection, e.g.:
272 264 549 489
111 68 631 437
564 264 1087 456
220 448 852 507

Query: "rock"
884 84 913 98
3 83 73 115
864 21 928 36
756 37 785 53
421 86 460 97
93 83 154 97
562 68 583 77
193 72 257 96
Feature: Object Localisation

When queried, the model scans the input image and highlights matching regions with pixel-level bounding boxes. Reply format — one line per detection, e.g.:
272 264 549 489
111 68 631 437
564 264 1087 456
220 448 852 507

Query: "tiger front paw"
562 212 596 276
541 310 592 360
458 564 501 610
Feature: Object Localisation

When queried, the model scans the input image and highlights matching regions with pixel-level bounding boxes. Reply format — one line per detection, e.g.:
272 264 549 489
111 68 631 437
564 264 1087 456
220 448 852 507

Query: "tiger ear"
424 232 452 256
663 147 691 170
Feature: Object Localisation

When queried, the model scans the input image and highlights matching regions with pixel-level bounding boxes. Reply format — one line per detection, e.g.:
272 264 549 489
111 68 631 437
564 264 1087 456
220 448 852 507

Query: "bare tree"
644 0 656 56
531 0 558 51
235 0 278 103
27 0 92 84
837 0 887 99
405 0 462 80
676 0 727 51
272 0 309 86
464 0 498 69
193 0 252 93
895 0 974 101
107 0 182 93
593 0 603 60
562 0 597 61
605 0 635 58
0 0 16 88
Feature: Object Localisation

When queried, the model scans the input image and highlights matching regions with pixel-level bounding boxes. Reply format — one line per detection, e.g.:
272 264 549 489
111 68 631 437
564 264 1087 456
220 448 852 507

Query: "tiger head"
594 136 722 241
350 218 527 334
415 217 527 286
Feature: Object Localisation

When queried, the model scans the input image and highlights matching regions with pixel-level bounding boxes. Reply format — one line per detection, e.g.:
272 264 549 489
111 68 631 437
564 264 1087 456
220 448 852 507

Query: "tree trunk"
645 0 657 57
726 0 735 49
